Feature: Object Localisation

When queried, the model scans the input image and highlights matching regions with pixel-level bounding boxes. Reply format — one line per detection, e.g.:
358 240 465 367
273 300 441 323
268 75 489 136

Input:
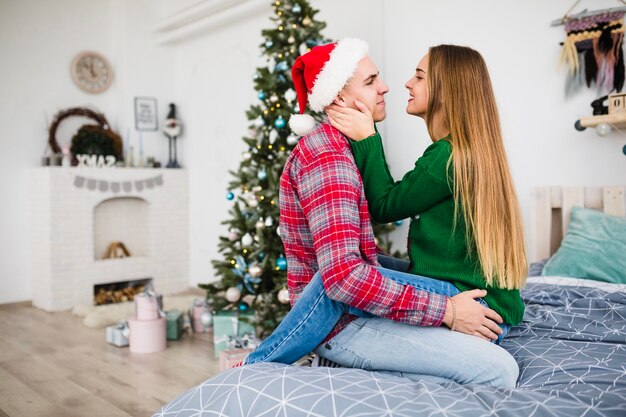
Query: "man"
248 39 518 387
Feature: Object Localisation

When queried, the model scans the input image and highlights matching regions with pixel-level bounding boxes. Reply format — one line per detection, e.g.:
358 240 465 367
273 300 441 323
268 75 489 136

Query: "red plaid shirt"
279 122 447 340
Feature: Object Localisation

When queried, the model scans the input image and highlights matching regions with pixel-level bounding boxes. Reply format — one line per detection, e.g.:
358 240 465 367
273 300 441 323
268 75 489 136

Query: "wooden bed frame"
531 186 626 262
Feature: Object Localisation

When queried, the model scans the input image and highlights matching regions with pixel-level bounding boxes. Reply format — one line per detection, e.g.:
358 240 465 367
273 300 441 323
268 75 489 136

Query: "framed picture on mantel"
134 97 158 131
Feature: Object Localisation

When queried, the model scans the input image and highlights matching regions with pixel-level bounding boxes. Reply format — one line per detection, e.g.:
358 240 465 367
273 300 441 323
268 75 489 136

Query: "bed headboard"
531 186 626 262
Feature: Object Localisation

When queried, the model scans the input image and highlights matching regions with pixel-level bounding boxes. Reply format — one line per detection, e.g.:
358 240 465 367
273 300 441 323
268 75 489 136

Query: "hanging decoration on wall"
553 2 626 96
72 174 164 193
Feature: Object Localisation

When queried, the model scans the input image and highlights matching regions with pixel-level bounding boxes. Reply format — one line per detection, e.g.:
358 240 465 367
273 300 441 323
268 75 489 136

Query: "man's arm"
297 151 446 327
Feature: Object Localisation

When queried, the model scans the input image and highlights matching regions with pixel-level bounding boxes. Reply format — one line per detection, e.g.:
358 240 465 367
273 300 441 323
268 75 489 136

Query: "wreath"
48 107 123 165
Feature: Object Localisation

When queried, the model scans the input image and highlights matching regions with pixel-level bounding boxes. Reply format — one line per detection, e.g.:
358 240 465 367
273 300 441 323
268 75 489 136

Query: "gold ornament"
302 16 311 26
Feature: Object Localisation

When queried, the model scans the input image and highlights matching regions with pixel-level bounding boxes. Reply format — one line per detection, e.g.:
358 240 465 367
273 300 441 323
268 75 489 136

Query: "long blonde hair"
425 45 527 289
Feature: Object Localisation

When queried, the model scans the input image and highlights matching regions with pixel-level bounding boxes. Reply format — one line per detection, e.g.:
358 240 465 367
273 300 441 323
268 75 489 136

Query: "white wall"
2 0 625 303
0 0 176 303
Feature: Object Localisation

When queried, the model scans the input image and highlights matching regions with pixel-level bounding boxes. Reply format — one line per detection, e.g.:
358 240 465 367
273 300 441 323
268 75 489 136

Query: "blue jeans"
245 257 517 387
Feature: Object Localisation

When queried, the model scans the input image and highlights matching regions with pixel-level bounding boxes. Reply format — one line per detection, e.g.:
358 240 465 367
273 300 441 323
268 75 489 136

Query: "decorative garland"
73 174 164 193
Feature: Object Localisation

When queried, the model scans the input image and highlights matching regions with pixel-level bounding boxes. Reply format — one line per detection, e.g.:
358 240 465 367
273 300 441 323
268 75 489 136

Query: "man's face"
337 56 389 122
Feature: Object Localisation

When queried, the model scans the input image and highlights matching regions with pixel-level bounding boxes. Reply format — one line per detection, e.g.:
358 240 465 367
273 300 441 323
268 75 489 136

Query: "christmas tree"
201 0 403 338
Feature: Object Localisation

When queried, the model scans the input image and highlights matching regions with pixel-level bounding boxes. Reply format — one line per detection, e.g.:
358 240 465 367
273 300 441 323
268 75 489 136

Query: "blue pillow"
542 206 626 283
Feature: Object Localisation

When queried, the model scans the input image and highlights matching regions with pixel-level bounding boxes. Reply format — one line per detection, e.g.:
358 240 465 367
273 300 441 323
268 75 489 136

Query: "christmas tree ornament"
274 117 287 129
252 186 263 192
265 40 273 48
288 35 295 44
285 89 297 102
292 4 301 13
238 302 249 311
254 117 265 128
226 192 235 200
228 229 240 241
270 94 278 103
257 251 266 261
275 61 288 72
253 72 260 80
268 57 276 72
276 255 287 270
225 287 241 302
258 91 266 100
269 130 279 144
255 218 265 229
243 152 252 161
248 264 262 277
254 235 260 242
276 225 281 236
264 216 274 227
257 170 268 180
200 310 213 327
277 288 290 304
302 16 312 26
247 197 258 208
241 233 254 246
394 220 404 226
286 134 299 145
299 42 308 56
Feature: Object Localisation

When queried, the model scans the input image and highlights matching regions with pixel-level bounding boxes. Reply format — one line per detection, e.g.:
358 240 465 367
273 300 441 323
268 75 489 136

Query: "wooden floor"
0 299 220 417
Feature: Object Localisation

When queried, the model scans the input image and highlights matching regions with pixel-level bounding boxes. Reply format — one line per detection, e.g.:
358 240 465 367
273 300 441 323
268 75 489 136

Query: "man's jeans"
245 256 518 388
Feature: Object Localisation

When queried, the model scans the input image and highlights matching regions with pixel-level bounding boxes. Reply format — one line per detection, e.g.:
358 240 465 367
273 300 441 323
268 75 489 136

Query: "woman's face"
405 54 429 117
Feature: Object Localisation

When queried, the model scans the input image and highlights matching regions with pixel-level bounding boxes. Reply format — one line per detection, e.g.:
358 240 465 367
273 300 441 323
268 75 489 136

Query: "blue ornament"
274 117 286 129
265 40 273 48
277 74 287 83
238 302 249 311
257 251 266 261
226 192 235 200
276 256 287 271
275 61 288 72
292 4 301 13
394 220 404 226
257 170 268 180
258 91 266 100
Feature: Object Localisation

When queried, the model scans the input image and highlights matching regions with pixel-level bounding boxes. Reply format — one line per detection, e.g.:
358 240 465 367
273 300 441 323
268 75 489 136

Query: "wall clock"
70 51 113 94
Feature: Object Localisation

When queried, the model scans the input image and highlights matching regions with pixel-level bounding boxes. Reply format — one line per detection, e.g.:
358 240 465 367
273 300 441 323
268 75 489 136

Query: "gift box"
128 316 166 353
219 348 254 372
189 299 212 333
213 310 256 358
106 321 129 347
166 310 184 340
135 291 163 321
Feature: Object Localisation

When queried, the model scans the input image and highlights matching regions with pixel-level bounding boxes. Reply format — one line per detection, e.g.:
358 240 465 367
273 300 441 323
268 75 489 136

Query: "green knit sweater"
351 133 524 325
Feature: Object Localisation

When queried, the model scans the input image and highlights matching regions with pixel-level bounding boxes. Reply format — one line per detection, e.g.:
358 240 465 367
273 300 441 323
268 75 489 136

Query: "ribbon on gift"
116 320 130 339
232 255 262 294
227 333 260 349
137 285 165 318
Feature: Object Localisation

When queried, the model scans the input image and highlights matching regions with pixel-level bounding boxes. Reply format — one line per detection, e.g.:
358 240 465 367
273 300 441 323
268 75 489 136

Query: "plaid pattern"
279 122 447 340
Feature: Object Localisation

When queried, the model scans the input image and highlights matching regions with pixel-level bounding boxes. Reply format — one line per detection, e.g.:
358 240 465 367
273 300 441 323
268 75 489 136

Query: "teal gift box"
166 310 184 340
212 310 255 358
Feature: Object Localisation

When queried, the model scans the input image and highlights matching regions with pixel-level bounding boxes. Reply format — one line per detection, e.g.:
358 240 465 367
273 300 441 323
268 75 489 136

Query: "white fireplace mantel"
29 167 190 311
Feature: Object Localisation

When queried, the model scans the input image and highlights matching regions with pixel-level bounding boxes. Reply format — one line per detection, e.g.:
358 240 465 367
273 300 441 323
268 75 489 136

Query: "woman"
244 45 526 387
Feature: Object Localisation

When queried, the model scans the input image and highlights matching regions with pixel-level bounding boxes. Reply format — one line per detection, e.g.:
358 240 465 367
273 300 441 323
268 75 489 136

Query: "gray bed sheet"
153 281 626 417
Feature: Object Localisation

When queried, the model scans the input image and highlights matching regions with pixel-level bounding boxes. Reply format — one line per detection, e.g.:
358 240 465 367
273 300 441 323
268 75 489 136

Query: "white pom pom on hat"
288 114 316 136
289 38 369 136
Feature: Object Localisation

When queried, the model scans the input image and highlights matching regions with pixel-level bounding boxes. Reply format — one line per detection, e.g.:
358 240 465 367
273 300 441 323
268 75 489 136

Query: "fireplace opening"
93 197 150 260
93 278 153 305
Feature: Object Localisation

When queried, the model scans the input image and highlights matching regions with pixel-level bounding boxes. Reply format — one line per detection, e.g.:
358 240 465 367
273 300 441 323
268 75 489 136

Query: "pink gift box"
219 348 253 372
135 293 160 321
128 317 166 354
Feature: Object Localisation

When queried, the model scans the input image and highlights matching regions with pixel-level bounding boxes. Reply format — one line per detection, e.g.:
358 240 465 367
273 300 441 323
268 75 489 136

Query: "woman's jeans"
245 256 518 388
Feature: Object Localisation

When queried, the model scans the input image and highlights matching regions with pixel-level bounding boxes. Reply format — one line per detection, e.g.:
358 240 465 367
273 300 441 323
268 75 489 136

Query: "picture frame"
134 97 158 131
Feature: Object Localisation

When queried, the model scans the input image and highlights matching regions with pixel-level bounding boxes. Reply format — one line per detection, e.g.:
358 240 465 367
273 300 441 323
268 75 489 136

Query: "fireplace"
29 167 189 311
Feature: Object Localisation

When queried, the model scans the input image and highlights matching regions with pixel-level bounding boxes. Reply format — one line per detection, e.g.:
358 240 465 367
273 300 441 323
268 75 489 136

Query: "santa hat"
289 38 369 136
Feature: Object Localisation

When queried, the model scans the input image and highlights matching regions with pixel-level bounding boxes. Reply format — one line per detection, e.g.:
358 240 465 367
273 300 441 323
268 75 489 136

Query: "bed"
153 187 626 417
